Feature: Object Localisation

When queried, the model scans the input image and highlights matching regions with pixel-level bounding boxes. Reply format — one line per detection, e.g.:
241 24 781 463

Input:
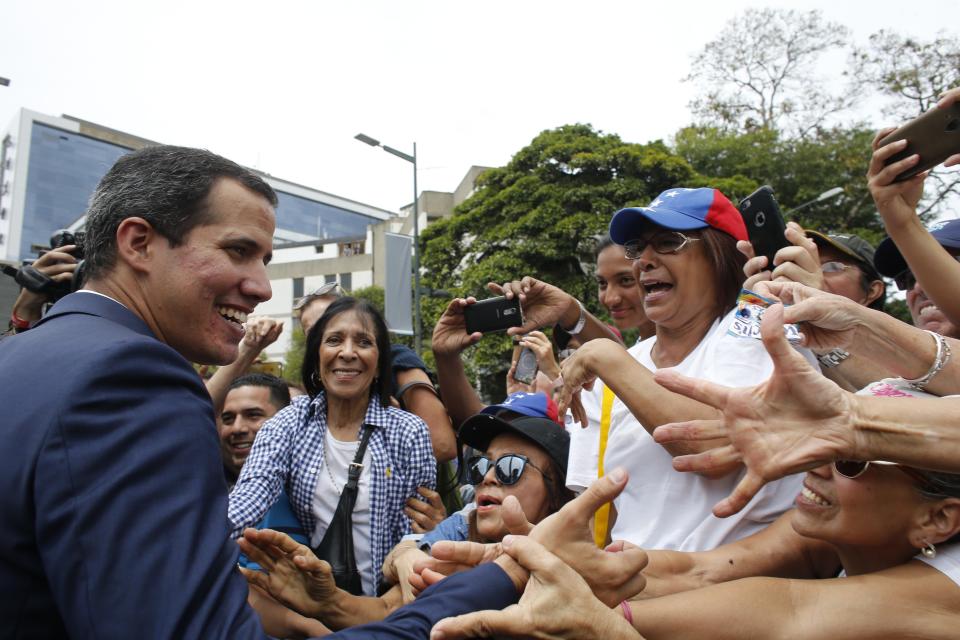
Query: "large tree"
419 124 750 399
685 8 852 138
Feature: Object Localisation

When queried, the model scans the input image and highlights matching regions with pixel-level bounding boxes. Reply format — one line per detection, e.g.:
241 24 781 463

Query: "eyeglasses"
893 255 960 291
821 261 859 275
293 282 346 310
623 232 701 260
467 454 552 486
834 460 941 494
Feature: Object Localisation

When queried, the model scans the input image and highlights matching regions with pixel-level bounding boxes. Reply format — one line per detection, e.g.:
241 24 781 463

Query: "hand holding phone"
738 186 789 270
512 343 539 385
463 296 523 334
878 103 960 182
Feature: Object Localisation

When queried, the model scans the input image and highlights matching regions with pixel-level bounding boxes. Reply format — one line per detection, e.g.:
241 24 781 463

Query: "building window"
338 241 364 257
324 274 336 284
292 277 304 300
0 208 6 220
339 273 352 292
0 233 5 245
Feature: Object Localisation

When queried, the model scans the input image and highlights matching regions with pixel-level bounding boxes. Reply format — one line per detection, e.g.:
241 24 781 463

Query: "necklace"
324 431 361 495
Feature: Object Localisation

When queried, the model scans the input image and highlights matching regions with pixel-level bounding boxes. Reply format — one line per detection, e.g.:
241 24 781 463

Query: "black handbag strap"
342 423 375 496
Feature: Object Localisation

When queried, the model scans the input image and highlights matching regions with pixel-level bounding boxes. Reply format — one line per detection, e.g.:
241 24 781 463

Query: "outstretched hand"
429 536 639 640
238 528 336 620
652 303 858 517
414 468 648 607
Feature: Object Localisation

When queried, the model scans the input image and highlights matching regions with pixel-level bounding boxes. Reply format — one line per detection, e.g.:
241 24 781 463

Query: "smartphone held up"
463 296 523 335
737 185 789 269
878 103 960 182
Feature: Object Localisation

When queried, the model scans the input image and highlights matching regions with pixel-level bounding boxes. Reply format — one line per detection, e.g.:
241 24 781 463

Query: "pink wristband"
620 600 633 625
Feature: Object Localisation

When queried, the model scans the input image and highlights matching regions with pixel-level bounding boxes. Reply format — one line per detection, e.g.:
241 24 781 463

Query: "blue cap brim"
609 206 709 244
874 222 960 278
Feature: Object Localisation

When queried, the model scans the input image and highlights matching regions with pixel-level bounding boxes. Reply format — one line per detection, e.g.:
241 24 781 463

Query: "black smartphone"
878 103 960 182
513 345 539 385
464 296 523 334
738 185 789 269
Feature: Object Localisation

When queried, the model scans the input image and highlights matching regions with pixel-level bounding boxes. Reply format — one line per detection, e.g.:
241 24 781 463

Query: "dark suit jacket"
328 563 519 639
0 292 264 639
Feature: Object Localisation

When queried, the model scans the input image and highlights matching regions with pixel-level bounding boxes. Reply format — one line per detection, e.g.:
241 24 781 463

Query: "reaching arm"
629 561 960 640
394 367 456 461
205 316 282 414
431 297 486 428
868 88 960 329
639 511 839 600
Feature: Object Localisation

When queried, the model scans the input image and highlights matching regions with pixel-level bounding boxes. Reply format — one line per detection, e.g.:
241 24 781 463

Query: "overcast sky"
2 0 955 213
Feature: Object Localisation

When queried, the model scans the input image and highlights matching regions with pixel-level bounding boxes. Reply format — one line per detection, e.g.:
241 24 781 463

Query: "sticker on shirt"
728 289 802 344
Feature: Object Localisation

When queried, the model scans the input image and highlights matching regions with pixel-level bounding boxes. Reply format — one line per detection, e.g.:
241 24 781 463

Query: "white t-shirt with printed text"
593 308 818 551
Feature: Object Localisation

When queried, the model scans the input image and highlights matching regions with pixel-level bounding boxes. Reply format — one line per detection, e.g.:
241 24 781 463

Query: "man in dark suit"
0 146 279 638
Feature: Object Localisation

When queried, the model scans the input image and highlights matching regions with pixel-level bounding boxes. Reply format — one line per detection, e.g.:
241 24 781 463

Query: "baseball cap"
458 392 569 473
609 187 748 245
805 231 881 280
873 219 960 278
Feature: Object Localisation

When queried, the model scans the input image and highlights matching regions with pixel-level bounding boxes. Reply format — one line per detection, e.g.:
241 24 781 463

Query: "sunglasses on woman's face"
467 454 551 486
623 231 701 259
834 460 940 493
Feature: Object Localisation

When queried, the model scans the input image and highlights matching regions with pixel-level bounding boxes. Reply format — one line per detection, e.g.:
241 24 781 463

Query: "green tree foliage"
283 324 306 386
672 125 888 242
419 124 743 397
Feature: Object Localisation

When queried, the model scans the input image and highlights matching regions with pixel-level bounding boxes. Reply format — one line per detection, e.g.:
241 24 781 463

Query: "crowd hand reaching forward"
738 222 824 292
431 297 482 357
406 487 447 534
237 528 335 620
751 280 861 353
429 535 641 640
652 302 858 518
239 316 283 356
555 338 622 427
413 468 648 608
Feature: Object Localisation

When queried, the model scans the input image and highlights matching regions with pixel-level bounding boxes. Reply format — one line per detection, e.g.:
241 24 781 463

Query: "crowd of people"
2 88 960 639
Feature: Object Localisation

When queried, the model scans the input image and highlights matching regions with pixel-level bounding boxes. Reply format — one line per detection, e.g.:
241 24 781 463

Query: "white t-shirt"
856 377 939 400
600 307 818 552
311 429 375 596
917 543 960 588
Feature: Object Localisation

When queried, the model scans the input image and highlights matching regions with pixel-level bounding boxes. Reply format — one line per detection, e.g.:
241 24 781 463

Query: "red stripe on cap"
545 395 561 425
705 190 748 242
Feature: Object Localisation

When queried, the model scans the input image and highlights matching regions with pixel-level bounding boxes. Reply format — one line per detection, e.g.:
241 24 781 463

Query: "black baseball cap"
458 392 569 474
874 219 960 278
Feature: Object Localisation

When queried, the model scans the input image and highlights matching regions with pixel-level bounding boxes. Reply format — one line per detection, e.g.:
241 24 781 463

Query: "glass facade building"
10 119 382 260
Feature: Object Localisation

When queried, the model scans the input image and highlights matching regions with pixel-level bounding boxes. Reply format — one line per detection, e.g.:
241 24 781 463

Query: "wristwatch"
817 348 850 368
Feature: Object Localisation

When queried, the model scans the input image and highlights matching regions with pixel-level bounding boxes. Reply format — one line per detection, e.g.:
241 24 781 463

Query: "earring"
311 371 321 386
922 541 937 559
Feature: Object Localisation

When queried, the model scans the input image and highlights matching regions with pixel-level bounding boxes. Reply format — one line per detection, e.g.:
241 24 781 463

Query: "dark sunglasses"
623 231 701 260
894 255 960 291
834 460 940 493
467 454 551 486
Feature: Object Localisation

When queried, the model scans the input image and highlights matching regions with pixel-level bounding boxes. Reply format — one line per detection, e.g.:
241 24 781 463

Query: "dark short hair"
227 373 291 413
83 145 277 280
302 297 392 406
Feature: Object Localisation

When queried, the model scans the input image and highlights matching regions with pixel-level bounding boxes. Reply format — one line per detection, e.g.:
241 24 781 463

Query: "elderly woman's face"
630 228 717 330
318 309 380 402
791 463 932 552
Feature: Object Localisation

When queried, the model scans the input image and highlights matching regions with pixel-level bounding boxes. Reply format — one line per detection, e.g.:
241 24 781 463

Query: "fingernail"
609 467 626 483
502 535 515 548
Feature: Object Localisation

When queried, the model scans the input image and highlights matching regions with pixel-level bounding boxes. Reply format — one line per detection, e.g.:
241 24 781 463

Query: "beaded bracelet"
904 330 952 391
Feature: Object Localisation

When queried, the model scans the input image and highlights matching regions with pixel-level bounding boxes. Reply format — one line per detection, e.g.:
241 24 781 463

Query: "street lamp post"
786 187 844 215
355 133 422 355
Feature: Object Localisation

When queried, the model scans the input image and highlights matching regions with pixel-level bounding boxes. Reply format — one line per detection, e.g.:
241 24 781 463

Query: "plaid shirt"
228 392 436 589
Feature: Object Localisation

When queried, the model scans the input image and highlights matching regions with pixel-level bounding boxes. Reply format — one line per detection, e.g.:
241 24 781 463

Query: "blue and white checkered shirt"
228 392 436 589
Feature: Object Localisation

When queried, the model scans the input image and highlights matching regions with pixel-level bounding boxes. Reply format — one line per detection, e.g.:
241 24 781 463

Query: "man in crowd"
220 373 308 556
874 218 960 340
0 145 276 637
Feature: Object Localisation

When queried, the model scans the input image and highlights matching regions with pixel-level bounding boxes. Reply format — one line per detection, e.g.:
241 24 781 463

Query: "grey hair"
83 145 277 280
916 470 960 545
